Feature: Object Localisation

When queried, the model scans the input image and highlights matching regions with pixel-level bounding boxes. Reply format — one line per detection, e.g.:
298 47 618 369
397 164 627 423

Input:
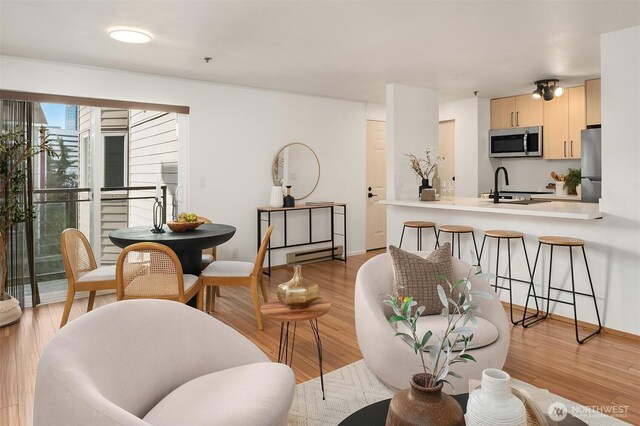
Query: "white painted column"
385 84 439 200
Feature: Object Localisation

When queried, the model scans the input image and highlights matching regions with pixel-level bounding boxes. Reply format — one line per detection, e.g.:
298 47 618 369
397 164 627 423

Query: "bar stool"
399 221 439 251
522 236 602 344
437 225 479 262
478 230 539 325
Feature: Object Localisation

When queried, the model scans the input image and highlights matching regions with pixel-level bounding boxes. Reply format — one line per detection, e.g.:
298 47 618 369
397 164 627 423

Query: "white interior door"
439 120 455 183
366 120 387 250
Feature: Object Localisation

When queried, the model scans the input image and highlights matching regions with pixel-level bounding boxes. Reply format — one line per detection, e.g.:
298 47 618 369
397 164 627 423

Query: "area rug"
288 360 630 426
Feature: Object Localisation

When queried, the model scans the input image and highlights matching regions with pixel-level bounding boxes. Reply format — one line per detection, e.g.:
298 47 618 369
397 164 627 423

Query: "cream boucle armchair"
34 299 295 425
355 252 510 394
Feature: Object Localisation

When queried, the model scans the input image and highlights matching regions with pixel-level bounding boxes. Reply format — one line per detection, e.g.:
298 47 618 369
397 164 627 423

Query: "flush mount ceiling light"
532 79 564 101
109 28 152 44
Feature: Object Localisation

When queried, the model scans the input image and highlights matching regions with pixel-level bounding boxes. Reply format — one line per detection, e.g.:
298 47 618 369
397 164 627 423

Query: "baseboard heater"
286 245 344 265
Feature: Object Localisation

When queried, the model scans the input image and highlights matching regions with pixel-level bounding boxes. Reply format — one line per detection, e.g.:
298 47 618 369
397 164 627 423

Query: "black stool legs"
399 225 439 251
522 243 602 344
438 230 479 263
479 235 540 325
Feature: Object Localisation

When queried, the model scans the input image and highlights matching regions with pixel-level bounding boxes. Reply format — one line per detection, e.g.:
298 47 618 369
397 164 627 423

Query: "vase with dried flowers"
406 149 444 196
383 260 492 426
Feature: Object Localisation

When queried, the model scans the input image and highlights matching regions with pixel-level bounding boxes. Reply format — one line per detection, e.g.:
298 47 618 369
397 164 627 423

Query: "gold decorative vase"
277 265 320 308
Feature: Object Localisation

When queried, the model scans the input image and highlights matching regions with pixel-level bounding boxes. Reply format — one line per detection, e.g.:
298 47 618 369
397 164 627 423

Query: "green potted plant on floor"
383 261 492 426
564 168 582 196
1 126 55 327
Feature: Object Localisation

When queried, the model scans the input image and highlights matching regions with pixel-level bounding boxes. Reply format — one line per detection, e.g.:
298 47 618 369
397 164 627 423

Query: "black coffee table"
338 394 468 426
339 393 586 425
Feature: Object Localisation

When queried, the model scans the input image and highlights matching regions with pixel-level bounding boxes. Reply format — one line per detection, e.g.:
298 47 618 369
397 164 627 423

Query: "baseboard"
503 301 640 342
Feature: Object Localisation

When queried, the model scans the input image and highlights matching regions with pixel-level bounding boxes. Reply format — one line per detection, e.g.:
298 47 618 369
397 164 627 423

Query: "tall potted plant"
383 263 491 426
0 126 55 326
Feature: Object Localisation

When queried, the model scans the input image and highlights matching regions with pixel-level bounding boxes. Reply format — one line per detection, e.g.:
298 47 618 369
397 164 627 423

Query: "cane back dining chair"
60 228 117 328
116 242 204 309
201 225 273 330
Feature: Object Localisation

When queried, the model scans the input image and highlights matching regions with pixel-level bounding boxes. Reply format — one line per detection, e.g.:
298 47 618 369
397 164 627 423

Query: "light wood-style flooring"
1 251 638 425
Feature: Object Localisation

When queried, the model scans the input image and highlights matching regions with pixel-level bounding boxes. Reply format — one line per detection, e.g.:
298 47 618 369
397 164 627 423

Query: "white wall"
386 84 439 200
497 158 580 192
365 103 386 121
439 97 494 197
0 55 367 265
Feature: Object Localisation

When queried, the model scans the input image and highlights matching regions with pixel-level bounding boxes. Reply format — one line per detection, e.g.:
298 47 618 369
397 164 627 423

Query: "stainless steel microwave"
489 126 542 158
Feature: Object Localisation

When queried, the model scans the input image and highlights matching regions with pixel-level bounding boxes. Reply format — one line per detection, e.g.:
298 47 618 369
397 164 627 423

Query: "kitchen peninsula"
379 197 631 335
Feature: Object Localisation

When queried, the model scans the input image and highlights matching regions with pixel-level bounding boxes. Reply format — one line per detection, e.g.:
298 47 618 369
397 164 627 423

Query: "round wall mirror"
272 143 320 200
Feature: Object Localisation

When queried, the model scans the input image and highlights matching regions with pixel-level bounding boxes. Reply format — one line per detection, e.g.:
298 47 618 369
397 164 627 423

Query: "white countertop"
379 197 602 220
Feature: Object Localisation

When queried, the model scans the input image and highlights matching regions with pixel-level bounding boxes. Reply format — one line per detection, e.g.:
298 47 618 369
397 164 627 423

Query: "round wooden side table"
260 299 331 399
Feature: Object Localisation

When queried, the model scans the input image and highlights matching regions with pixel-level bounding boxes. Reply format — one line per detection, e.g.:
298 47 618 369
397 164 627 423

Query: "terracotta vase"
386 373 465 426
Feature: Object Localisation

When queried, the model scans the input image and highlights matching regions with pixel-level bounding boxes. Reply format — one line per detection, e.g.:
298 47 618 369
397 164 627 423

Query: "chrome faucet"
494 166 509 204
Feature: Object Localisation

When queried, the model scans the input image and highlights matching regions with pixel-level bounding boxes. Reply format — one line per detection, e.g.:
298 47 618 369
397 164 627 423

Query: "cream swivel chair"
34 299 296 425
201 225 273 330
354 252 510 394
59 228 117 327
116 242 204 309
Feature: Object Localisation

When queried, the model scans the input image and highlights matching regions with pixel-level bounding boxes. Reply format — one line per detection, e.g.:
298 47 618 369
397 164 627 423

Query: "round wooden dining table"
109 223 236 276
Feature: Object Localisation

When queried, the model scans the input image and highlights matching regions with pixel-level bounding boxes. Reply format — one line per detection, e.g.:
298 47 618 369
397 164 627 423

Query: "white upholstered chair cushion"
34 299 295 425
396 315 499 351
202 253 215 264
143 362 295 426
202 261 254 277
76 264 116 283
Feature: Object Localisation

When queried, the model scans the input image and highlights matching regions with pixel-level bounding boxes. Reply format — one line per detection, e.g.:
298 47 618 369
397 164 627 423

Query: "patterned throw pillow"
388 243 458 316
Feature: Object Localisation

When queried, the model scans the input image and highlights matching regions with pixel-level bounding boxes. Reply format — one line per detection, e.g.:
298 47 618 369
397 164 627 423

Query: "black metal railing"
31 185 167 288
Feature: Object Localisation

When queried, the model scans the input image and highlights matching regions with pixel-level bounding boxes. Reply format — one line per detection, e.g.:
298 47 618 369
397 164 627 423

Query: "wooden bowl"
167 221 204 232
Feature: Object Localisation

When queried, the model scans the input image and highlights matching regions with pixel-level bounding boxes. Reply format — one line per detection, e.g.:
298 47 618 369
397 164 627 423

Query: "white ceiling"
1 1 639 104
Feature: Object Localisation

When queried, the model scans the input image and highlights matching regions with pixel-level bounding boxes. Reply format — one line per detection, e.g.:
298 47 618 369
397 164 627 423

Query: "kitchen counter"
379 197 602 220
380 196 628 335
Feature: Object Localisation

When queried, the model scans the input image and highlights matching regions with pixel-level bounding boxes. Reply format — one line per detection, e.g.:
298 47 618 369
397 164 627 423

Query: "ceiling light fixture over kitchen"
531 79 564 101
109 28 152 44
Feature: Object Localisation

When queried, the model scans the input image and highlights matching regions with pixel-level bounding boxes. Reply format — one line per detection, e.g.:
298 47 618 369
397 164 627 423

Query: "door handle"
368 193 378 198
570 140 573 157
564 141 567 157
510 112 514 127
516 111 519 127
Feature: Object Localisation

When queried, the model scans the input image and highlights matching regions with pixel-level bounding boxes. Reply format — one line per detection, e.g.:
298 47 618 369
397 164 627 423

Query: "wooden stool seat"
399 221 439 251
439 225 474 234
538 236 585 246
484 230 524 239
403 221 436 229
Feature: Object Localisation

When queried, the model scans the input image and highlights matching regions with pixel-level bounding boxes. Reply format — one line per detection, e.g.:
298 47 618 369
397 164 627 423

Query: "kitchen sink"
500 200 551 205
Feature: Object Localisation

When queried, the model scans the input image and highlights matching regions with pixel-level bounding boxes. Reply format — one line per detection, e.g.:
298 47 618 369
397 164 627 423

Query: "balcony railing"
30 186 167 295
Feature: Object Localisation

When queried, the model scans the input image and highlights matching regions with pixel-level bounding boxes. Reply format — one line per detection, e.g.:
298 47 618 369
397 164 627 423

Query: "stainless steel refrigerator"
581 128 601 203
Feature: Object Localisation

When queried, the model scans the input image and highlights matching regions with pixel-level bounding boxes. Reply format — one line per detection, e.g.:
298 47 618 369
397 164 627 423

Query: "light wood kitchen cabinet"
543 85 585 159
585 78 601 126
490 95 543 129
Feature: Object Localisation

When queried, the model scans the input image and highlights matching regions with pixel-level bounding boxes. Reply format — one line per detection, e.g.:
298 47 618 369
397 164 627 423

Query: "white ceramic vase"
270 186 284 208
556 184 568 196
465 369 526 426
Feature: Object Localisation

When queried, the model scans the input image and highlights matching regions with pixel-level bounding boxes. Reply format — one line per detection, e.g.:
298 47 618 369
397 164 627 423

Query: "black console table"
256 203 347 274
